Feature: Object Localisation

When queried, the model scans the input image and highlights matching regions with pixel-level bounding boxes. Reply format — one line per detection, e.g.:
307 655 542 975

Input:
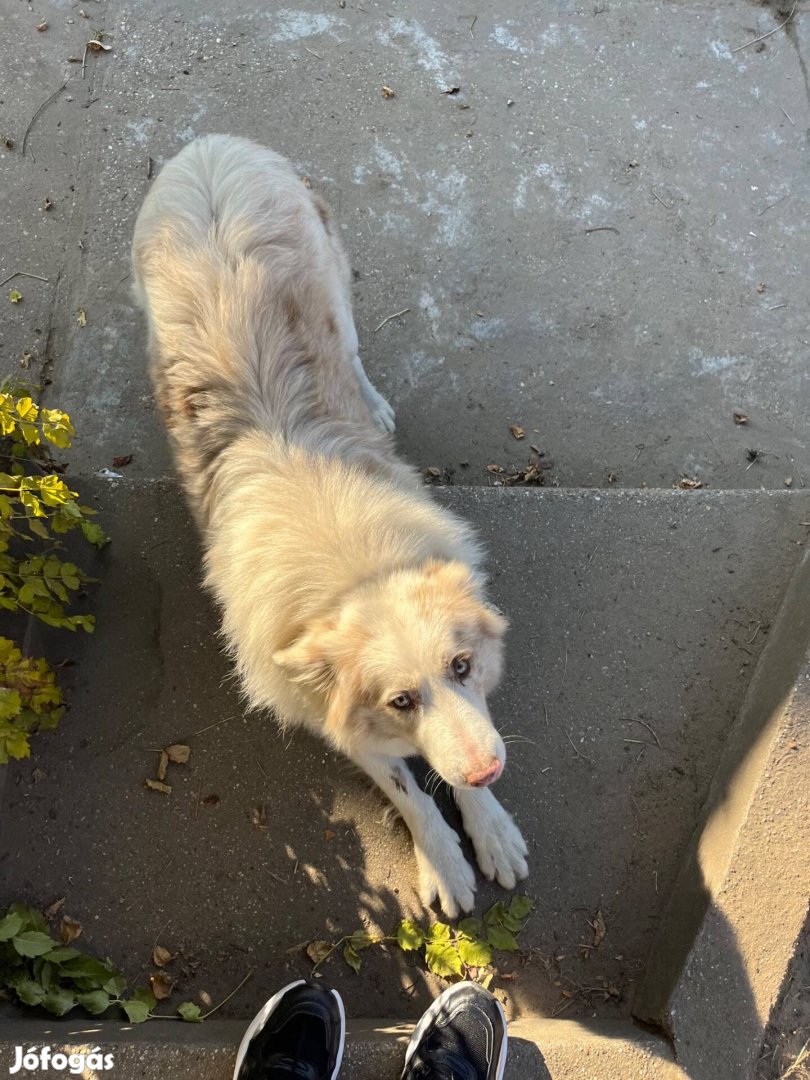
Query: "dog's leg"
352 354 396 433
454 787 529 890
347 749 476 917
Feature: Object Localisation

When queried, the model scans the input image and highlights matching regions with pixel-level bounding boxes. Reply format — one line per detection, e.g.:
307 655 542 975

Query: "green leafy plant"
0 637 64 763
0 901 228 1023
0 391 108 632
306 895 534 987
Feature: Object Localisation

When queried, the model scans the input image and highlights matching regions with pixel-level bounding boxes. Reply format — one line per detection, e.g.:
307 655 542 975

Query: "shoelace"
411 1046 481 1080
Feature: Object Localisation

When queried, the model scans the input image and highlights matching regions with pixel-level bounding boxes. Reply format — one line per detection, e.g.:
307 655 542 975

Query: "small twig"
650 188 672 210
732 0 798 53
780 106 795 125
0 271 50 288
583 226 620 235
565 729 595 767
189 714 237 738
758 193 790 216
469 15 477 38
543 702 549 726
558 640 568 697
768 303 787 311
22 76 74 156
747 622 761 645
82 43 90 79
374 307 410 333
587 544 600 566
151 919 171 956
200 970 254 1018
194 779 203 818
622 717 661 749
303 46 324 60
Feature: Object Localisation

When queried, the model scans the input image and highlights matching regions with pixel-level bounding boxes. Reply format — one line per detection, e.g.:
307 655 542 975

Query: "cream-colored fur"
132 134 527 916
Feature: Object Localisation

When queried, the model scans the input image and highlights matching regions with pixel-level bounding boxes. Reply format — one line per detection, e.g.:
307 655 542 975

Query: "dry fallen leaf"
442 85 461 95
150 971 175 1001
20 351 33 370
486 463 504 474
165 743 191 764
250 804 268 831
324 829 336 840
153 945 173 968
424 467 441 478
382 85 396 98
198 990 213 1008
36 20 49 31
733 410 749 425
60 916 83 945
145 778 172 794
591 910 607 947
79 8 90 16
31 767 46 784
86 39 112 52
156 751 169 782
607 472 618 484
509 425 525 440
300 175 312 188
756 282 766 294
306 940 332 965
112 454 133 467
44 897 66 920
43 197 53 211
76 308 87 326
675 477 703 490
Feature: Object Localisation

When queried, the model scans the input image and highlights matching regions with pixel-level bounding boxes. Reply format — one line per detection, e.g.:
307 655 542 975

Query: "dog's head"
273 560 508 788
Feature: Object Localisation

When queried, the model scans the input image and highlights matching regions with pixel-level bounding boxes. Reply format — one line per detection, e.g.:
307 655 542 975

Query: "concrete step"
1 483 809 1079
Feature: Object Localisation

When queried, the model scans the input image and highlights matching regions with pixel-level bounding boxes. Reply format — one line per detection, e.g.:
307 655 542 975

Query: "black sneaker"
401 982 507 1080
233 979 345 1080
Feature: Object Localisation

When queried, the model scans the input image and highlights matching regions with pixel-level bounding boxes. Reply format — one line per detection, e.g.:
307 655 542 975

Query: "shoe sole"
231 978 346 1080
401 981 508 1080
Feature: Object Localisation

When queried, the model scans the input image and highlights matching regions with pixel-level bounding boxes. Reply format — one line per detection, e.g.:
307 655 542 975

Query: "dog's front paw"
458 789 529 890
414 821 476 918
367 387 396 433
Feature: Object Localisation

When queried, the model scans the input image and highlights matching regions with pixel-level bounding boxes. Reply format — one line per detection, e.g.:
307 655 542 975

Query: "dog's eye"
390 692 414 710
451 656 471 679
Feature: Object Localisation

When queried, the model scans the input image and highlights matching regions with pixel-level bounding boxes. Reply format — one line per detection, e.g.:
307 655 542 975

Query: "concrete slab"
3 0 809 488
0 1016 689 1079
1 483 808 1032
634 548 810 1079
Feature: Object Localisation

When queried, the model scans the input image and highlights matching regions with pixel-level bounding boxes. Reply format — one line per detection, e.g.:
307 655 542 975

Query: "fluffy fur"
132 134 528 915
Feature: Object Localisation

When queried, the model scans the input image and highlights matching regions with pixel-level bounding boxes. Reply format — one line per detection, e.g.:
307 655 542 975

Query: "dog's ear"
478 603 509 640
273 615 338 685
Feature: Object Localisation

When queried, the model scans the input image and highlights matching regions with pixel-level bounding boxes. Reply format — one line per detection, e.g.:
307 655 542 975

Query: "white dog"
132 135 528 916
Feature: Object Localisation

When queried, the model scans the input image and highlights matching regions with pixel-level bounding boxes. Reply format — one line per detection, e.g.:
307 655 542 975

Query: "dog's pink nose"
465 758 503 787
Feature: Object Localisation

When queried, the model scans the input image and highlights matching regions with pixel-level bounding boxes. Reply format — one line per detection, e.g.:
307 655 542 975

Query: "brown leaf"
31 767 46 784
607 472 618 484
382 85 396 98
424 467 441 478
157 751 169 782
306 940 332 965
165 744 191 764
202 793 220 807
675 476 703 490
486 463 504 474
733 410 749 425
756 282 766 294
145 778 172 794
36 20 49 31
198 990 213 1008
59 916 83 945
324 829 336 840
112 454 133 468
44 897 66 919
87 39 112 52
250 804 268 831
591 910 607 947
441 85 461 95
509 425 525 440
153 945 173 968
150 971 175 1001
300 175 312 188
43 197 53 211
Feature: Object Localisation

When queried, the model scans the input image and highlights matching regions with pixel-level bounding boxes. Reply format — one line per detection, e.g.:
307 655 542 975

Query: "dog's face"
274 560 508 788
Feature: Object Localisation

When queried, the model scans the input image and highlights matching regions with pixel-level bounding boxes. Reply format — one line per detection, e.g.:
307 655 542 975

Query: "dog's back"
132 135 386 518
